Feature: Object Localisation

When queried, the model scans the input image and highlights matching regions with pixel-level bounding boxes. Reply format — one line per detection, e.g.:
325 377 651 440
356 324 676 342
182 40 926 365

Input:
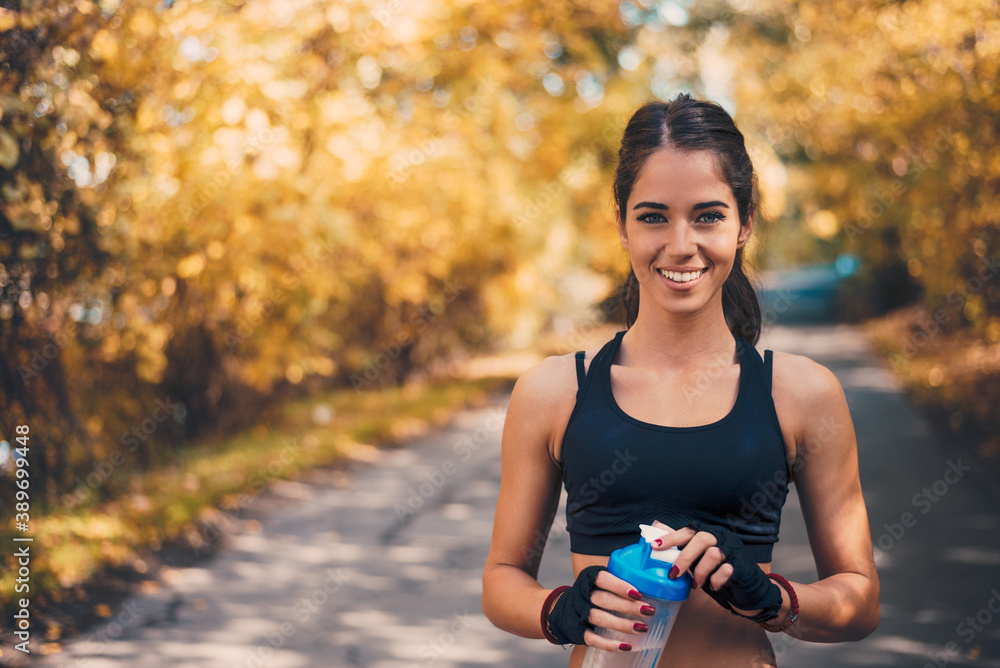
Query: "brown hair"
614 93 762 345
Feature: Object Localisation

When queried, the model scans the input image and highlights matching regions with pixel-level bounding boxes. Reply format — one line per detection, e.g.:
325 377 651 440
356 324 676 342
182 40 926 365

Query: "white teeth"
658 268 706 283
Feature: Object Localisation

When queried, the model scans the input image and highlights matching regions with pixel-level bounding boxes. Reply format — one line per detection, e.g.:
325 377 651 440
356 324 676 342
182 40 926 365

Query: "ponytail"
721 248 762 346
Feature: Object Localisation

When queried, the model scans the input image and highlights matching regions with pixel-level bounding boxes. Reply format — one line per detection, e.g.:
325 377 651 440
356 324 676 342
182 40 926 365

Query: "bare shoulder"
770 351 845 405
507 346 600 441
510 353 579 414
770 351 852 449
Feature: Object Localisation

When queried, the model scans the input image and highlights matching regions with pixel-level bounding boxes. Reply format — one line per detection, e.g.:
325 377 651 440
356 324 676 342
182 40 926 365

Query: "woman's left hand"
650 520 783 622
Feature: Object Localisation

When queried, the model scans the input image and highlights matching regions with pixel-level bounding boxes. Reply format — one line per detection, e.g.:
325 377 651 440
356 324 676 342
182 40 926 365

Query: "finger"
668 531 718 580
583 628 635 653
708 563 734 591
652 526 695 550
691 546 727 589
591 588 636 614
588 607 648 636
590 589 655 619
649 520 683 550
594 569 641 601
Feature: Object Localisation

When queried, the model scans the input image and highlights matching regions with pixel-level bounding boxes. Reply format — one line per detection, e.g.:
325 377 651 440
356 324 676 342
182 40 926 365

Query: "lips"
656 267 708 283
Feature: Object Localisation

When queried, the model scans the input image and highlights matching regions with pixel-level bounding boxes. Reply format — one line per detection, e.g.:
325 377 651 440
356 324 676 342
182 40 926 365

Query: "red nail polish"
669 565 680 580
633 622 648 632
640 605 655 616
654 538 663 547
627 588 642 600
619 643 632 651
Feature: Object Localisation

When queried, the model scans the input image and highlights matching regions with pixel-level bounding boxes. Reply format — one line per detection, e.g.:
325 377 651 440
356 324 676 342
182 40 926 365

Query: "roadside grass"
864 304 1000 474
0 375 512 619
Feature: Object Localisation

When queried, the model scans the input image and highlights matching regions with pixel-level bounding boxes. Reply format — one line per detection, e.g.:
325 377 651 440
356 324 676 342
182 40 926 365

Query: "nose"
665 219 698 258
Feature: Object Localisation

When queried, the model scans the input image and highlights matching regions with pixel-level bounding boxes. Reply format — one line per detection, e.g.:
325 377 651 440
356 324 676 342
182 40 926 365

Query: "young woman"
482 94 879 667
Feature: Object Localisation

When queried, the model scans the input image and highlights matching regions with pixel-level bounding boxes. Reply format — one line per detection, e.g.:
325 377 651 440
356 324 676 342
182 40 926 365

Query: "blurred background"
1 0 999 664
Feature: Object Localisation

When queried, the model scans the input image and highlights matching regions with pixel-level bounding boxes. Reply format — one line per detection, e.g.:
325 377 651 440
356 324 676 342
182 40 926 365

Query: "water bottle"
582 525 692 668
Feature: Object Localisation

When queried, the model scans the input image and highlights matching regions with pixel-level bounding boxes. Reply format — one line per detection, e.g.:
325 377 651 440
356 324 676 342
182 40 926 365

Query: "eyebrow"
632 200 730 211
694 201 730 210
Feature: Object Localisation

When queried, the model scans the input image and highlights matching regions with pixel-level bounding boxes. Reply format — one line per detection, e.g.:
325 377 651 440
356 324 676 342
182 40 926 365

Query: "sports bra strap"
764 349 773 394
575 351 586 388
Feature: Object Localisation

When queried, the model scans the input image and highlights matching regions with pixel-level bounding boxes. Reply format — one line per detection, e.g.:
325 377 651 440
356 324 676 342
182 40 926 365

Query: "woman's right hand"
547 565 655 651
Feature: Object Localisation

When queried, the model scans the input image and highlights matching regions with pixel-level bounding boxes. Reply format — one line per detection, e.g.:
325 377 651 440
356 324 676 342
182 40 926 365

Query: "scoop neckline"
602 330 747 433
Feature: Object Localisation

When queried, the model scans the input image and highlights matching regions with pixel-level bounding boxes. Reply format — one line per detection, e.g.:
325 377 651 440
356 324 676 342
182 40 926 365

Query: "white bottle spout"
639 523 681 564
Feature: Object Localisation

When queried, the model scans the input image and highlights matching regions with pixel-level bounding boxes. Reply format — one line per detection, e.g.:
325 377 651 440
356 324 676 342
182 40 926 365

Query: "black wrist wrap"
687 520 782 623
546 565 605 645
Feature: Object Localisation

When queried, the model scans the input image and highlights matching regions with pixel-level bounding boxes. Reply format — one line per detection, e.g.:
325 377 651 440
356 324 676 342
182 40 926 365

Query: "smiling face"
617 147 753 317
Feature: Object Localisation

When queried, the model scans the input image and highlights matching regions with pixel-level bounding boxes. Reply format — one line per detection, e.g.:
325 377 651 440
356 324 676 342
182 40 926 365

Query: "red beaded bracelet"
759 573 799 633
541 586 572 645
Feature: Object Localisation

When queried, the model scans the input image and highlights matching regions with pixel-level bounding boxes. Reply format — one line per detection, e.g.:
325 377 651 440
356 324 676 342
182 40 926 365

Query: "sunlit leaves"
7 0 993 513
724 0 999 331
0 0 645 502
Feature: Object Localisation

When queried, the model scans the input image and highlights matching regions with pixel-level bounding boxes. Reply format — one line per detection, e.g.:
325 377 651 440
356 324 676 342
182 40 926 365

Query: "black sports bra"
559 330 790 563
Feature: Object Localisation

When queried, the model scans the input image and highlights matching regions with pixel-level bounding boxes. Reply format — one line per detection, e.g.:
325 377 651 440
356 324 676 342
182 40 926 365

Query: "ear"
616 205 628 249
736 211 754 249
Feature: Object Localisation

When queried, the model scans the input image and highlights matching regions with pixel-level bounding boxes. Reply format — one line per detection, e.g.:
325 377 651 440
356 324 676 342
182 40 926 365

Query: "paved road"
30 324 1000 667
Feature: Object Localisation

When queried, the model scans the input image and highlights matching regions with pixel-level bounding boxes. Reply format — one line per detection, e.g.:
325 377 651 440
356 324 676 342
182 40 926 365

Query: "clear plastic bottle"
582 525 692 668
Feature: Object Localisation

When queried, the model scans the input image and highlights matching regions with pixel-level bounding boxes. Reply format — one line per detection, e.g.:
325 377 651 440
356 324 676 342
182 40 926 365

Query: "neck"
621 296 737 370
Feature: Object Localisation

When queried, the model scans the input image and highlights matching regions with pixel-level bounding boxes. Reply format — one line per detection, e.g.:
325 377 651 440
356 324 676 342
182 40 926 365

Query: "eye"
637 212 667 224
697 211 726 224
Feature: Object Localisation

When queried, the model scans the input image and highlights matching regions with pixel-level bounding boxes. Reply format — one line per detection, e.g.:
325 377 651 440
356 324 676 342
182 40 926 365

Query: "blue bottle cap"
607 539 692 601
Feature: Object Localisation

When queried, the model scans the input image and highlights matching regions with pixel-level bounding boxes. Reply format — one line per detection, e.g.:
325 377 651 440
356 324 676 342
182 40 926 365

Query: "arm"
481 356 570 638
777 353 880 641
